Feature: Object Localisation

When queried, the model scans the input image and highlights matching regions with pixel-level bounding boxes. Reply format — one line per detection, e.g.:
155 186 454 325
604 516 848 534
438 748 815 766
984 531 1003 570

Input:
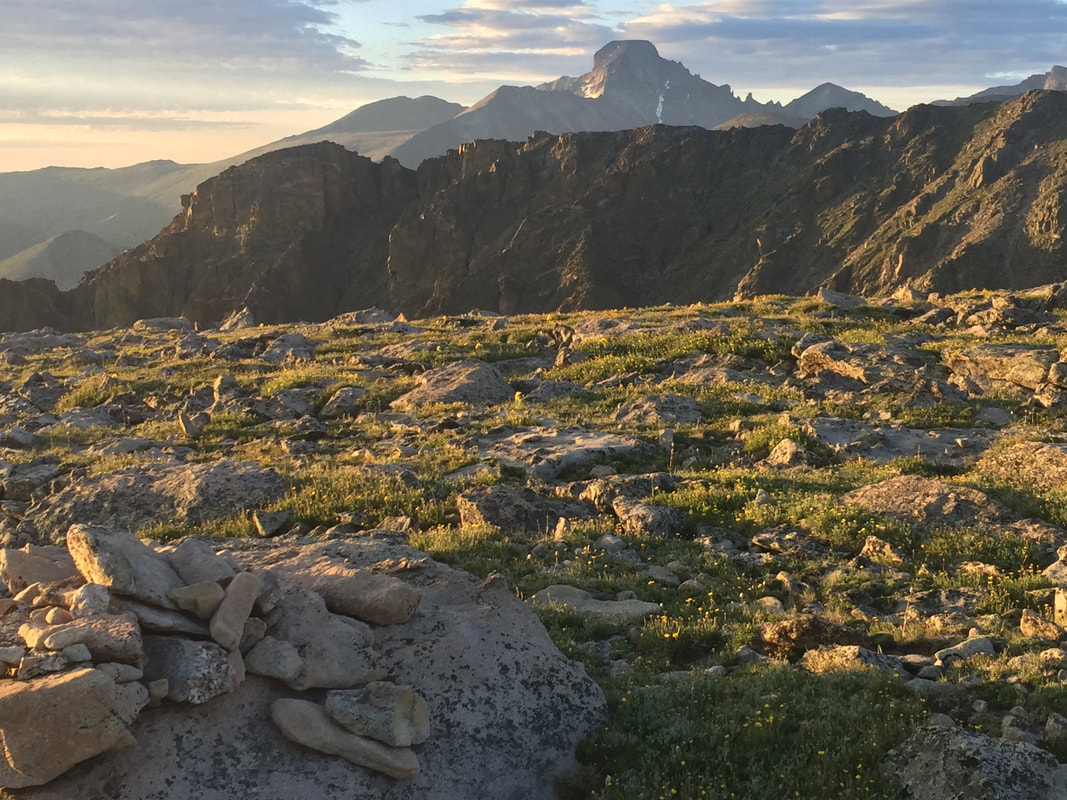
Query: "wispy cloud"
409 1 612 79
1 0 368 70
615 1 1067 87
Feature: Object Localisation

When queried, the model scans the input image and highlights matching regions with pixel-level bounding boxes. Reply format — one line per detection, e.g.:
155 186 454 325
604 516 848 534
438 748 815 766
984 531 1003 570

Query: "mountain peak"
1046 66 1067 90
591 40 661 70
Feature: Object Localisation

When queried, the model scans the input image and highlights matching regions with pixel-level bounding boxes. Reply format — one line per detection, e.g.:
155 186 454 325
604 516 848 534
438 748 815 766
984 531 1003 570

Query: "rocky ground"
6 287 1067 797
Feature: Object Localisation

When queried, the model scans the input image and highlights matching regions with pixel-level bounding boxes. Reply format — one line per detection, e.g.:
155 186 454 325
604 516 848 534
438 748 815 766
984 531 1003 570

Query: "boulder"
307 568 421 627
935 636 997 666
112 598 209 636
761 437 816 467
529 584 661 619
980 441 1067 492
19 613 144 665
1020 609 1065 641
480 426 651 480
271 698 420 781
756 614 873 659
841 475 1003 528
30 462 286 543
67 524 185 609
167 538 237 585
800 645 909 678
209 571 261 651
943 343 1059 394
264 584 380 690
611 495 685 537
320 387 367 420
0 667 145 789
882 721 1067 800
168 580 226 620
611 393 703 425
141 635 234 704
325 682 430 748
25 538 606 800
0 547 77 593
456 485 592 536
390 360 514 411
244 636 303 682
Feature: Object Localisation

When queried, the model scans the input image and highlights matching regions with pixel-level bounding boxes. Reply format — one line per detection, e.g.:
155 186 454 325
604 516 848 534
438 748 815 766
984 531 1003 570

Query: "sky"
2 0 1065 173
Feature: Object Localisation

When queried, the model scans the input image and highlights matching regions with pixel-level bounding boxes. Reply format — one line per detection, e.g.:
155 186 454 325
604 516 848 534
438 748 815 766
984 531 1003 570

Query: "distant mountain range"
5 90 1067 332
0 41 1064 296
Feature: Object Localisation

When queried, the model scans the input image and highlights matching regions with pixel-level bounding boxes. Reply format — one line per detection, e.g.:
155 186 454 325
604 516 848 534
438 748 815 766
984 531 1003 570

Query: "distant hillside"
935 66 1067 105
5 91 1067 332
230 96 466 166
0 96 465 285
783 83 897 118
715 112 810 131
0 230 119 289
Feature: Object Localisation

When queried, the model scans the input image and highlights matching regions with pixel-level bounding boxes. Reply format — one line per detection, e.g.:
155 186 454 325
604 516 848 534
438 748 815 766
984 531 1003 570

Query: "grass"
15 294 1067 796
562 666 926 800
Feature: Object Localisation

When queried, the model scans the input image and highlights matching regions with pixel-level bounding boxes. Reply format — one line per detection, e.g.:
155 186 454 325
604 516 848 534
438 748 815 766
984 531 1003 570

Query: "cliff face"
390 125 792 316
72 143 417 329
5 91 1067 332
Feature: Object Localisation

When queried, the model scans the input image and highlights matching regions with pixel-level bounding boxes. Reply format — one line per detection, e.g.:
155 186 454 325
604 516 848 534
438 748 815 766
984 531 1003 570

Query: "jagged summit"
391 40 755 166
581 40 672 99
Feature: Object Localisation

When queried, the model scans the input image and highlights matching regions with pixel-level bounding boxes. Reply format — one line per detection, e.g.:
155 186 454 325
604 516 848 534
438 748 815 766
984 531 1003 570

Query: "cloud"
0 0 367 72
617 1 1067 88
409 2 611 79
404 0 1067 95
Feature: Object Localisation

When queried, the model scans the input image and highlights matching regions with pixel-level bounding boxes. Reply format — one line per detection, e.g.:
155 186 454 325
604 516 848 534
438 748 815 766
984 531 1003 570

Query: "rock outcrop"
0 533 606 798
5 90 1067 331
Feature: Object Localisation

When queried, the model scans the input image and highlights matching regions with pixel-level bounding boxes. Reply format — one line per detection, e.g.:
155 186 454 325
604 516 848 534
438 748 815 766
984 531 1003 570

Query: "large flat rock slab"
27 461 286 543
478 426 652 480
6 538 606 800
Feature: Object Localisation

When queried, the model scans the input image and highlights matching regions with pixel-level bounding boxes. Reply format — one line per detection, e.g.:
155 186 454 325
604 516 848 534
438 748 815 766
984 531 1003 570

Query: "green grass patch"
564 666 926 800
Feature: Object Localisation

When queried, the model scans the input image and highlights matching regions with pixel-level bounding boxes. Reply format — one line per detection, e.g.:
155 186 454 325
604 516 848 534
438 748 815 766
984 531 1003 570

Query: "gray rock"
168 538 237 585
31 462 287 544
612 393 703 425
260 333 320 363
210 571 262 651
28 537 606 800
800 645 909 678
391 360 514 411
112 597 209 636
168 580 226 620
762 437 815 467
529 584 661 618
842 475 1004 528
271 698 420 781
244 635 303 682
67 524 185 609
22 613 144 665
320 387 367 419
882 721 1067 799
935 636 997 666
265 584 380 690
0 546 78 593
944 343 1059 394
456 485 592 536
142 635 234 704
325 681 430 747
612 495 685 537
0 667 144 789
480 426 652 481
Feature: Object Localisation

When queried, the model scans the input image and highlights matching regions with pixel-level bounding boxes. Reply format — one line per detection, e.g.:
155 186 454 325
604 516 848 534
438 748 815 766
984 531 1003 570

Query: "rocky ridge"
5 90 1067 332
